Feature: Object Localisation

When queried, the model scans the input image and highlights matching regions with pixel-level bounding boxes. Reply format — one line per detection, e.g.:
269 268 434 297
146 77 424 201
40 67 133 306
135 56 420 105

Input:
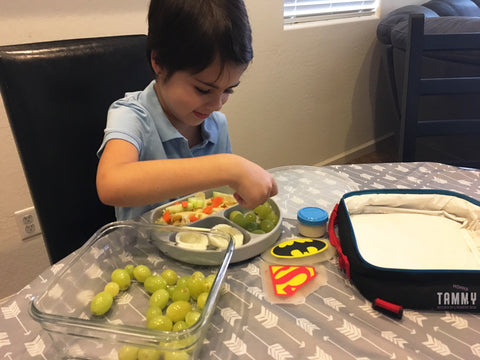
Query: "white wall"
0 0 423 298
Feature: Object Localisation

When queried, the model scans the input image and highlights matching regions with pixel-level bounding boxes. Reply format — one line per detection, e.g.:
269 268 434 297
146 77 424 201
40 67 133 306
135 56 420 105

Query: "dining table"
1 161 480 360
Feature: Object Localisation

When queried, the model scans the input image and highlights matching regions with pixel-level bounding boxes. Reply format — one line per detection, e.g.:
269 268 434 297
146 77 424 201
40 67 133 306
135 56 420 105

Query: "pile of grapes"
90 264 216 360
228 201 279 234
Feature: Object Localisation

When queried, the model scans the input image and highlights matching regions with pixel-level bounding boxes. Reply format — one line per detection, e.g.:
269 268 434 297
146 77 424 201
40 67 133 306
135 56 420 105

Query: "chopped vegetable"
189 215 200 222
163 210 171 223
202 206 213 215
211 196 224 208
156 191 238 226
192 197 205 209
165 204 184 214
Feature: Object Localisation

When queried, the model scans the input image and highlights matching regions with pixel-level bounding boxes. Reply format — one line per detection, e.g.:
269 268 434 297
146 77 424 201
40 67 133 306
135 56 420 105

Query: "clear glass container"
30 221 233 360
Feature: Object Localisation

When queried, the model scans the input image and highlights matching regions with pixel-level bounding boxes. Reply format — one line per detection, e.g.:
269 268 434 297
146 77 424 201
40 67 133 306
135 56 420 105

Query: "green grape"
118 345 139 360
150 288 170 309
253 229 266 234
187 276 205 300
185 310 201 327
260 219 275 233
228 210 242 221
164 351 190 360
158 340 179 351
205 274 216 291
176 275 190 288
266 211 279 225
145 306 163 320
90 291 113 316
245 211 257 223
124 264 135 279
104 281 120 297
166 300 192 322
172 320 188 331
172 286 190 302
191 271 205 281
244 221 259 232
138 348 162 360
144 275 167 294
161 269 178 286
232 213 248 227
146 314 173 331
254 204 272 220
133 265 152 283
196 292 209 310
166 285 176 297
111 268 131 290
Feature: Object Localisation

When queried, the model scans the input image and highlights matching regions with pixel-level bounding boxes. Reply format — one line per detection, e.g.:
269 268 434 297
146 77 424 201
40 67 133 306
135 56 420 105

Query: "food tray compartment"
170 216 252 247
149 185 233 227
30 221 233 360
149 188 283 265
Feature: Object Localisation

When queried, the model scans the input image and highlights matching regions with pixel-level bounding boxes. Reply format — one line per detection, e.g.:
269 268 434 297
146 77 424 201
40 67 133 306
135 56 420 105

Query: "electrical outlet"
14 206 42 240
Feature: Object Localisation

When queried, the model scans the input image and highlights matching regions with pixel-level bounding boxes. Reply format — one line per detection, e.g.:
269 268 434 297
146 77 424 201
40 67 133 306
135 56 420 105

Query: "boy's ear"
150 51 164 76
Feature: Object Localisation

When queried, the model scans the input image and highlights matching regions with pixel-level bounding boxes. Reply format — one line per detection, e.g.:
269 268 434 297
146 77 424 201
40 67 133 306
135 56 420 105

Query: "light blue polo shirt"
98 80 232 220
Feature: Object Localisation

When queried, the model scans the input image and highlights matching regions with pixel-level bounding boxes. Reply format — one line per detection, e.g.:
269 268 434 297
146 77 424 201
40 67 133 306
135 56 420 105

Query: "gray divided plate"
148 187 282 265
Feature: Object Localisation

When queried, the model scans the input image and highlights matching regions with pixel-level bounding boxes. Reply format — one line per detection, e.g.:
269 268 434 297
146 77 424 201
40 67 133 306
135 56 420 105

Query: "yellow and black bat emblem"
270 238 328 259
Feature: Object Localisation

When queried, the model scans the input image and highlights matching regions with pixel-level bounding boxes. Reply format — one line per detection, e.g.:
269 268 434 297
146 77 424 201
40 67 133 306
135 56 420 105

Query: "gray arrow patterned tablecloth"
2 162 480 360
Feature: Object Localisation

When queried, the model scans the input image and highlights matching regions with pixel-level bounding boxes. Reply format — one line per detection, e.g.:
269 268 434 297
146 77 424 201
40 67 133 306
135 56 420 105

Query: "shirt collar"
143 81 180 142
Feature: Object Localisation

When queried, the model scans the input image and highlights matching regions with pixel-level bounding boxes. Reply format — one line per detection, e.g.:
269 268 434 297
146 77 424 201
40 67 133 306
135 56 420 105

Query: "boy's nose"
209 93 228 111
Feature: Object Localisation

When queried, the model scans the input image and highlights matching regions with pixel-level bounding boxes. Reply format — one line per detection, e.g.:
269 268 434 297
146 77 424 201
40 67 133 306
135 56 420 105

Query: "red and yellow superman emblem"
269 265 316 296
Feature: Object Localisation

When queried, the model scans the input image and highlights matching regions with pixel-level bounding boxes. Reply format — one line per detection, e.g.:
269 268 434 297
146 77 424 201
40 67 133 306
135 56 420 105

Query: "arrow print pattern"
3 162 480 360
0 333 11 349
220 307 242 326
422 334 452 357
224 334 251 358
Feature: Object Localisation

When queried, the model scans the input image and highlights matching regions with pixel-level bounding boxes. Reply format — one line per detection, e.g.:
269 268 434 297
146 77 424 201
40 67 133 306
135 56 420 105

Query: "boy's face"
153 57 247 131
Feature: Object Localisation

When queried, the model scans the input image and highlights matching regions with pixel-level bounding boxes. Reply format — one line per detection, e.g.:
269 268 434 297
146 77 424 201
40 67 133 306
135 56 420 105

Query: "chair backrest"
0 35 153 263
400 14 480 167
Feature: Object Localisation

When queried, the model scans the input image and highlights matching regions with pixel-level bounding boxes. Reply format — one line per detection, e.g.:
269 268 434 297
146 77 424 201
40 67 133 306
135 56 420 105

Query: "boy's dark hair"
147 0 253 78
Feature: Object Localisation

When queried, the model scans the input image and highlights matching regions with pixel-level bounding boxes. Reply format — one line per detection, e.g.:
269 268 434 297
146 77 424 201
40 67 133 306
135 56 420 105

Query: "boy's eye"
195 86 210 95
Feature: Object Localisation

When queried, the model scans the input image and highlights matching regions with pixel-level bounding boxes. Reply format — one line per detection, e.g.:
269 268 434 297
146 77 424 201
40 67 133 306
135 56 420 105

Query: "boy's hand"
229 155 278 209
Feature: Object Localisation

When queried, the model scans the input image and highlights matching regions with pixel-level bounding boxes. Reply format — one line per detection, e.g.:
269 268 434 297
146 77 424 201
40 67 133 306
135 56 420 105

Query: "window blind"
284 0 378 24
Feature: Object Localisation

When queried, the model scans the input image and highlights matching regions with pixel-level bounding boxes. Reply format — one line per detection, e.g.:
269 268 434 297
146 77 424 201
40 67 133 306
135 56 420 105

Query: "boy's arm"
96 139 277 209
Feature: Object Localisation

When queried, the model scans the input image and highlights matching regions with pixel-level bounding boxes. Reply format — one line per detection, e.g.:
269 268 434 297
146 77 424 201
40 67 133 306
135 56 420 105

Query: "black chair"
399 14 480 167
0 35 153 263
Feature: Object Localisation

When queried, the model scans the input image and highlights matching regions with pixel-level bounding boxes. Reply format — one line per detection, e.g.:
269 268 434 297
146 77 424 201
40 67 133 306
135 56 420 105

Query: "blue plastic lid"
297 207 328 226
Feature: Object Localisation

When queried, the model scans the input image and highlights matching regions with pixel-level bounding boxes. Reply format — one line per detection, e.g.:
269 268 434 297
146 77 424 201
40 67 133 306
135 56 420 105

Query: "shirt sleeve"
97 97 149 158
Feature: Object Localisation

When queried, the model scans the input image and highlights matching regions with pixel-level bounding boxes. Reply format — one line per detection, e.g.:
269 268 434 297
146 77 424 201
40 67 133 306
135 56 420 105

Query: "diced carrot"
211 196 223 208
175 202 181 205
189 215 199 222
182 201 189 208
163 210 171 223
202 206 213 214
